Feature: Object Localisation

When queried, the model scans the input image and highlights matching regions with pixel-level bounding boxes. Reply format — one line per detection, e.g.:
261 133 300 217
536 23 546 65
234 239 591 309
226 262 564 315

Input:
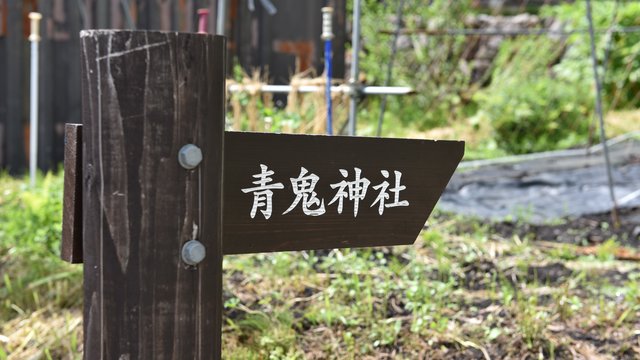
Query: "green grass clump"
1 174 639 359
0 173 83 358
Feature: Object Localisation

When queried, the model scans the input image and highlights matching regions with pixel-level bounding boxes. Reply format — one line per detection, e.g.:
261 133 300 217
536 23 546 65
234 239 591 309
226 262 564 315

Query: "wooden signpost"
63 30 463 359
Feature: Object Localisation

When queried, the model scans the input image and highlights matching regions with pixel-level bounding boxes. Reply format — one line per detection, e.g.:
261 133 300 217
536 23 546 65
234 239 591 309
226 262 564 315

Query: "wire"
590 0 619 145
586 0 620 226
379 25 640 37
376 0 405 137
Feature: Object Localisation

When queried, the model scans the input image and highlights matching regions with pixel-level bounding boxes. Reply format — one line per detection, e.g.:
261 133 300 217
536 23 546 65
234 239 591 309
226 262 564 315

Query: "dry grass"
1 210 639 359
1 308 82 360
605 110 640 136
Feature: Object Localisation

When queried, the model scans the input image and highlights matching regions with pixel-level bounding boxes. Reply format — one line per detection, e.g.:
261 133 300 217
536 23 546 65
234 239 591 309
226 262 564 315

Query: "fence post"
80 30 225 359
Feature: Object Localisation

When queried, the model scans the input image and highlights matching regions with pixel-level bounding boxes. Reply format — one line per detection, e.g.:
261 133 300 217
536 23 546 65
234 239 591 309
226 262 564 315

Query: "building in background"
0 0 346 172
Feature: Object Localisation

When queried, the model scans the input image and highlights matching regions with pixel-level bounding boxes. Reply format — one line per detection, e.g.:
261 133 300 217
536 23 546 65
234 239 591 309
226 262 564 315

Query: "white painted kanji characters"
242 165 409 219
371 170 409 215
241 164 284 219
328 167 371 217
283 167 326 216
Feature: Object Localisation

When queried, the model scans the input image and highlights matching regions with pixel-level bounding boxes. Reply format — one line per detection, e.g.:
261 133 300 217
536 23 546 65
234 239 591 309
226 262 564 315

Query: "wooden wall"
233 0 346 85
1 0 346 172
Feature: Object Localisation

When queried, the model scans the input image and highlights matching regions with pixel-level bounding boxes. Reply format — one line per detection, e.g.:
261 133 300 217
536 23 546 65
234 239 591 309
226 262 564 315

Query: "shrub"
0 173 81 322
473 36 593 154
542 1 640 109
357 0 474 129
474 76 592 154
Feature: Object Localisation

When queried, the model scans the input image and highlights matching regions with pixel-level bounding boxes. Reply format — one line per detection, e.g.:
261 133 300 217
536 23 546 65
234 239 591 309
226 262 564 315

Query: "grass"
1 173 639 359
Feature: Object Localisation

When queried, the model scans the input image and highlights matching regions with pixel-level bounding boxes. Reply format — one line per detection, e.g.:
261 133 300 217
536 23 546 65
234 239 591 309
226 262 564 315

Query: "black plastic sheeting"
438 134 640 224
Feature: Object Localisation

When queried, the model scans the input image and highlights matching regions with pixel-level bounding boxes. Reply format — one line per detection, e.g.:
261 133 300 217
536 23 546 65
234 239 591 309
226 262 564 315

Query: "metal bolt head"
182 240 206 266
178 144 203 169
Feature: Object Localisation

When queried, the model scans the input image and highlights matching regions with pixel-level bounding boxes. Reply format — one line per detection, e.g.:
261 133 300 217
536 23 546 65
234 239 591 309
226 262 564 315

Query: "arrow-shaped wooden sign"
224 131 463 254
63 130 463 258
65 30 464 360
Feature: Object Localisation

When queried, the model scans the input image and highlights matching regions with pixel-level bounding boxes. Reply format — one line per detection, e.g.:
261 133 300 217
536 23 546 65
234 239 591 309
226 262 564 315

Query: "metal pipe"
198 8 209 33
29 12 42 187
586 0 619 225
120 0 136 29
259 0 277 15
226 84 413 95
361 86 413 95
347 0 362 136
322 7 334 135
216 0 227 35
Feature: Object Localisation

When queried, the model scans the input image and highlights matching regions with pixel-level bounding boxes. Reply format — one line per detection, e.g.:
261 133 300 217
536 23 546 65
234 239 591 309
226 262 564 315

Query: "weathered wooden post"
79 30 225 359
67 28 463 360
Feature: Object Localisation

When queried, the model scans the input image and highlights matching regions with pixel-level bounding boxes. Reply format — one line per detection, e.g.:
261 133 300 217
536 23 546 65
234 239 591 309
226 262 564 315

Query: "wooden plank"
135 0 163 29
6 0 25 174
233 0 346 82
329 0 346 78
61 124 83 263
80 30 226 359
38 0 54 171
223 132 464 254
51 0 83 166
0 37 6 168
95 0 108 28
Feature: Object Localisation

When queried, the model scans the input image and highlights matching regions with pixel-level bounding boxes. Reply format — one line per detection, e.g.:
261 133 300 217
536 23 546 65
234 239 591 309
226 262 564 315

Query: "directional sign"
224 132 464 254
72 29 465 360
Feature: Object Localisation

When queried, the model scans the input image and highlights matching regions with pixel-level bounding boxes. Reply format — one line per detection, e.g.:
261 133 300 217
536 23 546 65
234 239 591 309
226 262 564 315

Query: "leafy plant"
542 1 640 109
473 36 593 154
357 0 475 130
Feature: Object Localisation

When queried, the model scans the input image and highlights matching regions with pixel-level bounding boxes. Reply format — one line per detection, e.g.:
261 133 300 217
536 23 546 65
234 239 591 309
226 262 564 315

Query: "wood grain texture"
61 124 83 263
38 0 55 171
6 0 25 174
223 132 464 254
52 0 83 166
80 30 225 359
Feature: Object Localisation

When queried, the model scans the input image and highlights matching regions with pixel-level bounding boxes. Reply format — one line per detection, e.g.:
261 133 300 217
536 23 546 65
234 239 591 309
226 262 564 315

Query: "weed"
596 238 620 261
2 174 639 358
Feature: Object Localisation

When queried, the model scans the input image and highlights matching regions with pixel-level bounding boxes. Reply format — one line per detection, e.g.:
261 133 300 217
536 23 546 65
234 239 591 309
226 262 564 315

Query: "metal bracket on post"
182 240 206 266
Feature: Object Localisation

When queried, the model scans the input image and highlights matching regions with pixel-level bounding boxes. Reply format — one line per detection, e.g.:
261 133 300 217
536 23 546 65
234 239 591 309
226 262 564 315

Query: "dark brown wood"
61 124 83 263
52 0 84 166
38 0 55 171
6 0 25 174
234 0 346 82
223 132 464 254
80 30 225 359
0 37 5 168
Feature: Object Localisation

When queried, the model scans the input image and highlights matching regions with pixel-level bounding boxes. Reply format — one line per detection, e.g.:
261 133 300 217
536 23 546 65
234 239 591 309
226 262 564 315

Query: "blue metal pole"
325 39 333 135
322 7 334 135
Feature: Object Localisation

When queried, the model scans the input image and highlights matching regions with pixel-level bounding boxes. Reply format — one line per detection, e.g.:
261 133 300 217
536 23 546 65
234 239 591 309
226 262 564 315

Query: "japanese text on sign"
241 164 409 219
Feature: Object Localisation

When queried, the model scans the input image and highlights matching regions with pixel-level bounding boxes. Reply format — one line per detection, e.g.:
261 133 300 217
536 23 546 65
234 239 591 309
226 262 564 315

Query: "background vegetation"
1 174 639 359
2 0 640 358
229 0 640 156
357 0 640 154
